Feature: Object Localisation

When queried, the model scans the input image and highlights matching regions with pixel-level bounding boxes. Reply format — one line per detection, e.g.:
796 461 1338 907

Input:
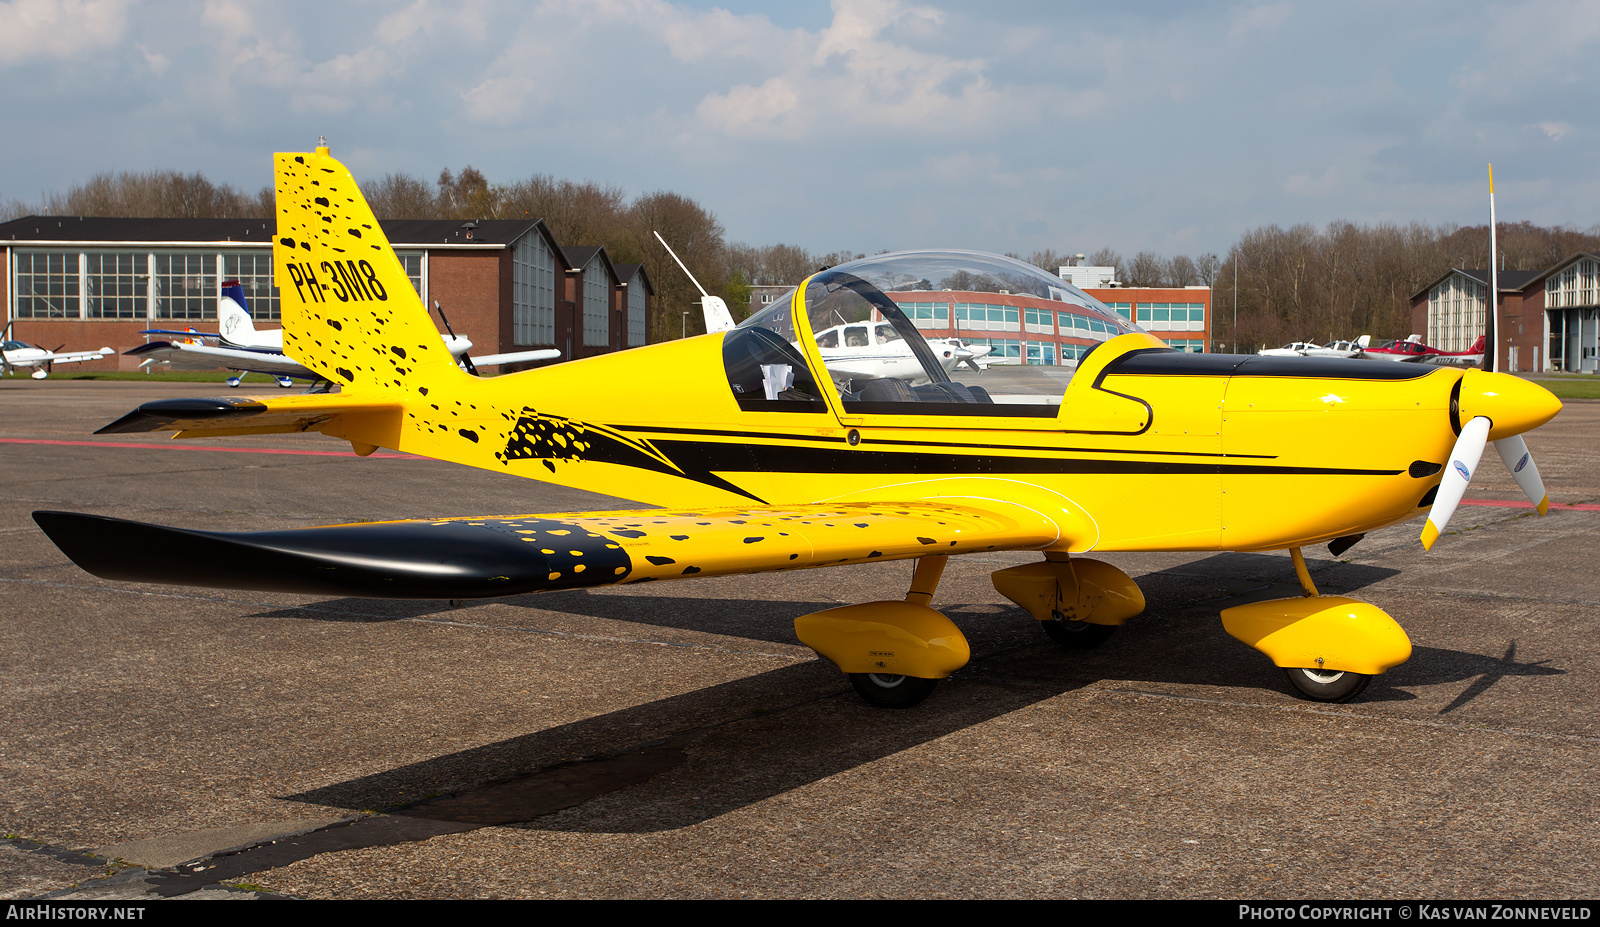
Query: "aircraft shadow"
275 553 1557 834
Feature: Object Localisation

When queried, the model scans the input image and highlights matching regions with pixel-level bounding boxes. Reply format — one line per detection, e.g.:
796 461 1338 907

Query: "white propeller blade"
1421 416 1490 550
1494 433 1550 515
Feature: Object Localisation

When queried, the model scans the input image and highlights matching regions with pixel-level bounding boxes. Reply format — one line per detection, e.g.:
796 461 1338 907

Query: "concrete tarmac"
2 378 1597 900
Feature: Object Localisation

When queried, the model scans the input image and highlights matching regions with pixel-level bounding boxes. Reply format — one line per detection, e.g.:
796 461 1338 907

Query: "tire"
848 672 938 709
1283 666 1372 703
1041 617 1115 649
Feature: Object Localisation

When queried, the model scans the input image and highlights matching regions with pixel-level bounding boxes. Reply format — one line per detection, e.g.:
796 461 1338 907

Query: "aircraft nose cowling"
1456 369 1562 441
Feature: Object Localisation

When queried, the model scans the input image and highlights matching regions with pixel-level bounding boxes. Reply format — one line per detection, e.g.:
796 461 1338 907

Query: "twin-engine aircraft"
129 280 558 387
33 145 1562 708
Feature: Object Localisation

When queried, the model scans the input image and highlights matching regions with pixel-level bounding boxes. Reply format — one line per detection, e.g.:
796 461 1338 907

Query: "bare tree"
1124 251 1168 287
816 250 866 270
43 170 269 218
500 175 628 248
1088 247 1123 278
362 173 436 219
435 167 495 219
1 194 37 222
1169 254 1198 286
725 242 815 286
625 191 726 341
1025 249 1068 273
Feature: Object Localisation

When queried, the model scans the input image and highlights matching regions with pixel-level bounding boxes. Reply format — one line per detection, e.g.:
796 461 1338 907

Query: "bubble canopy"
822 250 1131 325
735 250 1139 391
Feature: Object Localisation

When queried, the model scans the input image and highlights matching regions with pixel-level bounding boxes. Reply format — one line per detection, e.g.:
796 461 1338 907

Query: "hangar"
1411 253 1600 373
0 215 652 373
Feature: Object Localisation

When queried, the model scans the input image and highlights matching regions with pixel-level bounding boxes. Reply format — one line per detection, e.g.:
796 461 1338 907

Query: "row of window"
1138 302 1207 332
1427 275 1487 354
14 239 647 351
1546 257 1600 310
900 299 1204 336
11 249 423 321
510 235 644 349
962 336 1205 366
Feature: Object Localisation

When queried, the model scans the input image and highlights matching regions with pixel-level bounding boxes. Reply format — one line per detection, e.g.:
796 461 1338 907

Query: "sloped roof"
1410 267 1543 301
612 262 654 294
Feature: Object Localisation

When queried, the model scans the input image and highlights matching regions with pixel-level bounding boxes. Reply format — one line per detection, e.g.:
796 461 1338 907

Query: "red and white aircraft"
1363 334 1485 366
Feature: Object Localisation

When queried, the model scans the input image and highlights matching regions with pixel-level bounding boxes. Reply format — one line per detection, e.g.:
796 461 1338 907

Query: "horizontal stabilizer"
96 394 400 436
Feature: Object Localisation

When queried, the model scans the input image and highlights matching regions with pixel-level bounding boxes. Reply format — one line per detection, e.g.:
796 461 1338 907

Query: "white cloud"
1534 120 1571 140
0 0 129 63
696 0 1012 140
1226 2 1292 42
137 42 169 75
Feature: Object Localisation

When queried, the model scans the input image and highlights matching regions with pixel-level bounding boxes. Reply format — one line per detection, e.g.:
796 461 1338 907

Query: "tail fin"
216 279 259 345
273 146 457 392
1468 334 1486 354
702 295 736 333
1357 334 1370 348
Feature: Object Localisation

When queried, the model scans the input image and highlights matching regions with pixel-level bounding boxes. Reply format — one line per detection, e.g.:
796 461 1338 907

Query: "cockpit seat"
911 382 993 404
855 376 919 403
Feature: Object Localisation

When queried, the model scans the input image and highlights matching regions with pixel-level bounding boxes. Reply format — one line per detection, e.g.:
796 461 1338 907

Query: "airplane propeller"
1420 405 1552 551
433 300 479 376
1421 165 1556 551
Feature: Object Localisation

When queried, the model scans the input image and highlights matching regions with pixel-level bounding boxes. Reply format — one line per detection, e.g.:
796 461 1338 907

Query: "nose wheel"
1283 666 1372 703
849 672 938 709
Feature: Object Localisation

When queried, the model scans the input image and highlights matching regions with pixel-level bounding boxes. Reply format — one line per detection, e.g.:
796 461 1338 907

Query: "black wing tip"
95 397 267 434
32 511 633 599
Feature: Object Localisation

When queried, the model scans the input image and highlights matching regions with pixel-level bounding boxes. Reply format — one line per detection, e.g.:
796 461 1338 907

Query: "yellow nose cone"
1457 369 1562 441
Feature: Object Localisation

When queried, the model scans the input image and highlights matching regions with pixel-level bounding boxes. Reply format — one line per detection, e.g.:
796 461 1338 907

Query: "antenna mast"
653 231 710 299
1487 165 1499 373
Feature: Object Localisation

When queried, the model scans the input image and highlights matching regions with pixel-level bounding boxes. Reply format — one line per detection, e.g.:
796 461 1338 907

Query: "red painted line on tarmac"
1461 498 1600 511
0 437 424 460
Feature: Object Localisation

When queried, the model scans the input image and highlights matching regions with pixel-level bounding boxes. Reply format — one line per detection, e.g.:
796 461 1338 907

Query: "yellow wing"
33 500 1062 599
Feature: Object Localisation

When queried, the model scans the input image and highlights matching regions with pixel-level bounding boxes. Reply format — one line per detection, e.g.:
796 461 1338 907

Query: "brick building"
748 277 1211 366
1 215 651 373
899 284 1211 365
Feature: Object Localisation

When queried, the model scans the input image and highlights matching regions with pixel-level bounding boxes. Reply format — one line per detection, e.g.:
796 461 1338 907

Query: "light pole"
1232 254 1239 354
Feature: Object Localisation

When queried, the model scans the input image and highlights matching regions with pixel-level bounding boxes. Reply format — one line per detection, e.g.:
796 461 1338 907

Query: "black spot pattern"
273 149 476 449
496 407 685 481
512 501 1057 585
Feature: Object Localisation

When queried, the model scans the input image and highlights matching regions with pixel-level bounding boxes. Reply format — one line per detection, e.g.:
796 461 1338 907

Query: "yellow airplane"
32 145 1563 708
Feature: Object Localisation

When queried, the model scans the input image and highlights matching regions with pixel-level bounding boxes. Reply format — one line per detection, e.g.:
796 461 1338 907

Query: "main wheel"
849 672 938 709
1283 666 1372 703
1041 617 1115 649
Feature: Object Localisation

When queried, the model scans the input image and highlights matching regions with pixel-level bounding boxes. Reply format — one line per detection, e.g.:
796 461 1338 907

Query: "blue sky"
2 0 1597 258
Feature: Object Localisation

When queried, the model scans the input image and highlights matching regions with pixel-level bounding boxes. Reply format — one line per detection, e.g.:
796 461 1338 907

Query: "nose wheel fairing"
1220 595 1412 677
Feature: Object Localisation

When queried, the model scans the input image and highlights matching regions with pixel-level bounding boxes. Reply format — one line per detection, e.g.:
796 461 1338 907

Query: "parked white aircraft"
129 281 557 387
1 322 113 379
812 320 986 383
1261 336 1370 359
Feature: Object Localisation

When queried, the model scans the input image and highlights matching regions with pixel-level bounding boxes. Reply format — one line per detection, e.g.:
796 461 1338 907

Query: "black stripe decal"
859 436 1277 459
615 424 848 443
652 439 1400 478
